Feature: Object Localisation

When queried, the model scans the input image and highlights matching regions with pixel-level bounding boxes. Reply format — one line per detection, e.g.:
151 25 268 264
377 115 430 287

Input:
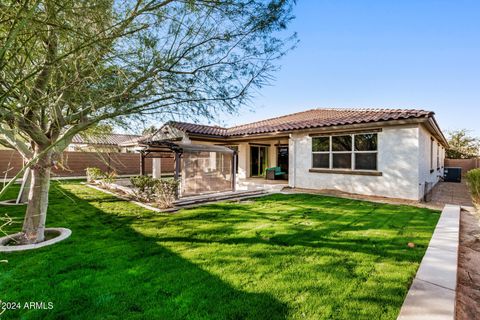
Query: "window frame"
430 137 434 173
436 142 440 170
311 132 379 172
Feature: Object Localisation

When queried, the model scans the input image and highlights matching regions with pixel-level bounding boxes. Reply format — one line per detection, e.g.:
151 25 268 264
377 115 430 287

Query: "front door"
250 146 268 177
277 145 289 174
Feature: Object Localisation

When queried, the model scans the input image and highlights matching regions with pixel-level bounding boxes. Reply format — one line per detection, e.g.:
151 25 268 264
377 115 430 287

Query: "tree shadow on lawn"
155 198 439 264
0 184 288 320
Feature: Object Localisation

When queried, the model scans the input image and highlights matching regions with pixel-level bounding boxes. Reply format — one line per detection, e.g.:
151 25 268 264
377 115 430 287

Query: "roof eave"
223 117 432 139
423 116 449 148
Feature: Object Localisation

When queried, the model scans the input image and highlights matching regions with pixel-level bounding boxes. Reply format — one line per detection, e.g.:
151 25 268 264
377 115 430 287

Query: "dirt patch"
285 187 443 210
456 208 480 320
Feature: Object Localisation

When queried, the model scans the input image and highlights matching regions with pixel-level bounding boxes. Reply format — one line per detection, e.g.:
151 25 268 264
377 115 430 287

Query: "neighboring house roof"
169 108 434 136
71 133 142 146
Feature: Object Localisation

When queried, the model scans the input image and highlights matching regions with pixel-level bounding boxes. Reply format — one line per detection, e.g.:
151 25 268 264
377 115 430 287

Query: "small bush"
129 176 179 208
86 167 104 183
102 171 117 185
130 176 158 202
154 179 179 209
466 168 480 204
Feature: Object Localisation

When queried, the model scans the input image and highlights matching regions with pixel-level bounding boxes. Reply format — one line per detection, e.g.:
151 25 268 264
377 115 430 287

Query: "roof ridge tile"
164 108 434 137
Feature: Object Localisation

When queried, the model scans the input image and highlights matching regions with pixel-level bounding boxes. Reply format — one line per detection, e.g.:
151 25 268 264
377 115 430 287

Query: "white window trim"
311 133 378 171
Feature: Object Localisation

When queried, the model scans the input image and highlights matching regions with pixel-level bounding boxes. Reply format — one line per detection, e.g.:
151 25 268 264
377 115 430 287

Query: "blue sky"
216 0 480 136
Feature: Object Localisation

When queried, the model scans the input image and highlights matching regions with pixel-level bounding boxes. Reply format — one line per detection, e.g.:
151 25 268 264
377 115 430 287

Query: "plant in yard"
466 168 480 205
85 167 105 183
154 178 179 209
130 175 158 202
100 171 117 187
0 0 296 244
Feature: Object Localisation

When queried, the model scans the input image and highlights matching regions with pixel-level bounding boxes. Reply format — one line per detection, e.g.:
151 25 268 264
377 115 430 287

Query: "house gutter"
425 117 449 148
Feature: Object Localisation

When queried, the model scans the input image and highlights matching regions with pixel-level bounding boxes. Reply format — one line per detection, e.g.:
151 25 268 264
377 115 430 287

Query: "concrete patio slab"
397 204 460 320
430 182 474 208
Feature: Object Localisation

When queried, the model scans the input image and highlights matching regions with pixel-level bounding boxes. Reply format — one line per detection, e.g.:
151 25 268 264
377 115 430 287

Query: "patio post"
174 151 181 180
174 151 182 198
140 151 145 176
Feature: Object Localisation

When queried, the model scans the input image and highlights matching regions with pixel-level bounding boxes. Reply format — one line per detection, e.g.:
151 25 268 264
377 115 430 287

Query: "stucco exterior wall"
289 125 422 200
418 124 444 199
189 138 288 179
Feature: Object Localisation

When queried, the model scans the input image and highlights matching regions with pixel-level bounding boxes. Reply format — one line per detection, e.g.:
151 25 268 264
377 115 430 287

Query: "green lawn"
0 181 439 320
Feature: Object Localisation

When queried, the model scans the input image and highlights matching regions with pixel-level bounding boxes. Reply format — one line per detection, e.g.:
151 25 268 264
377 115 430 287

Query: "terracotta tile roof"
71 133 141 146
169 108 434 137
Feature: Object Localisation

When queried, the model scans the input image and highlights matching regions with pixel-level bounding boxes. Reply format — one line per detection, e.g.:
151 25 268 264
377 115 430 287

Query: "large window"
312 133 378 171
436 142 440 170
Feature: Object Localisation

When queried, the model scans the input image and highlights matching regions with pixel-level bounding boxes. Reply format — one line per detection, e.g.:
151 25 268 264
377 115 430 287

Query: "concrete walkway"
286 181 473 211
397 204 460 320
430 181 473 208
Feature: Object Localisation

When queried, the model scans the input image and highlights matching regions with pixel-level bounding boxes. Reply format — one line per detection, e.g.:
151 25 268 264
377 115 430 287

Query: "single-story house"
68 133 141 153
125 108 448 201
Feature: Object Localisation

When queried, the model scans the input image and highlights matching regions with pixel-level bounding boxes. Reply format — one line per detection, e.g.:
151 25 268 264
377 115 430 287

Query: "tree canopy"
446 129 480 159
0 0 296 244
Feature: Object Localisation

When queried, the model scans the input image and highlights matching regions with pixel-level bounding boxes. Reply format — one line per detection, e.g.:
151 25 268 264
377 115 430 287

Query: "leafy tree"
142 125 158 136
0 0 296 244
446 129 480 159
79 124 114 139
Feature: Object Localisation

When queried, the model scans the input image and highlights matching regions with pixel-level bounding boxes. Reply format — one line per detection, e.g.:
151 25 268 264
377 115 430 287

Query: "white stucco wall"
236 142 249 179
418 124 444 199
289 125 422 200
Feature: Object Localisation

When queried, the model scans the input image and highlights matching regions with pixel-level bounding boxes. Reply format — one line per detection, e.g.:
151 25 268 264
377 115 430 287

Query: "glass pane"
312 153 329 168
312 137 329 152
332 135 352 151
251 146 259 176
277 146 289 173
355 153 377 170
355 134 377 151
332 153 352 169
259 147 267 175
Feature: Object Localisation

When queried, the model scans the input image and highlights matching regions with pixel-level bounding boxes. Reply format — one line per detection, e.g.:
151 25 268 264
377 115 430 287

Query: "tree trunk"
16 167 31 204
21 148 52 244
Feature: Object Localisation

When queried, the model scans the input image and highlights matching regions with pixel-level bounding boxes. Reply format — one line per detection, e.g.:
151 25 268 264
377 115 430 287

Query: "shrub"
130 176 158 202
129 176 179 208
85 167 104 183
154 179 179 209
102 171 117 185
466 168 480 204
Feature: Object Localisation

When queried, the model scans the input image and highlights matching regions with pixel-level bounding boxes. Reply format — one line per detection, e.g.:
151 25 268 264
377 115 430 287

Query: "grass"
0 181 440 319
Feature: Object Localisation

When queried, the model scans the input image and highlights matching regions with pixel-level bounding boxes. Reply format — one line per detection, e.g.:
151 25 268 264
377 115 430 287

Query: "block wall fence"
0 150 174 178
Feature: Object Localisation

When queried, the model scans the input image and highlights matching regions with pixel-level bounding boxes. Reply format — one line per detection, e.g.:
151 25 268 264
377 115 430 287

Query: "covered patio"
137 140 237 198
